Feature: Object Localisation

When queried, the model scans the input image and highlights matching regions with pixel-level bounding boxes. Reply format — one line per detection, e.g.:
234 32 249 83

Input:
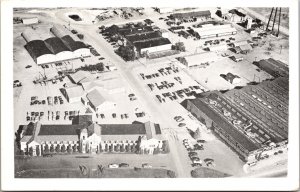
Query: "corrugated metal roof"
134 37 171 50
45 37 71 54
24 40 53 59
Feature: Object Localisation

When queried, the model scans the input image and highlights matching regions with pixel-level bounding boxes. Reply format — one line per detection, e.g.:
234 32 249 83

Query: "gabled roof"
134 37 171 50
100 124 146 135
69 70 92 84
87 123 101 136
64 85 85 99
86 88 114 108
61 35 87 51
171 10 211 19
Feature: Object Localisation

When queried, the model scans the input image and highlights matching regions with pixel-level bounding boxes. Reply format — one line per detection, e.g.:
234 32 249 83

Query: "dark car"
191 163 202 167
188 152 197 156
99 57 105 60
26 116 30 121
190 157 200 161
119 163 129 167
197 139 206 143
178 123 186 127
25 65 32 68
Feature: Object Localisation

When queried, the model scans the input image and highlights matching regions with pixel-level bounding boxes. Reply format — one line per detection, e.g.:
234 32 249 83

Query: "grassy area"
191 167 231 178
15 167 176 178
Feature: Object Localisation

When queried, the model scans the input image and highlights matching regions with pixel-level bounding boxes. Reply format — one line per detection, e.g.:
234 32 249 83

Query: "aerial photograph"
13 7 289 179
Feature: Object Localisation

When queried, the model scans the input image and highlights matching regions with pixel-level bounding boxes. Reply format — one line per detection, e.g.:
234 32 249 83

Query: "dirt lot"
15 153 176 178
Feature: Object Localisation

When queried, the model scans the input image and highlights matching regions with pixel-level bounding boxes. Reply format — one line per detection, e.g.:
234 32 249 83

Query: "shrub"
61 145 66 153
125 144 130 152
67 144 72 153
134 167 141 171
36 146 40 156
50 144 55 153
56 145 61 153
28 147 34 156
120 144 125 152
44 144 50 154
72 145 77 152
167 170 176 178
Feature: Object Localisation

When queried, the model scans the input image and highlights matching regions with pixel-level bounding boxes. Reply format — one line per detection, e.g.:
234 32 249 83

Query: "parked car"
108 164 119 168
190 157 200 161
178 123 186 127
191 163 202 167
142 163 152 168
197 139 206 143
25 65 32 68
119 163 129 167
192 159 202 164
188 152 197 156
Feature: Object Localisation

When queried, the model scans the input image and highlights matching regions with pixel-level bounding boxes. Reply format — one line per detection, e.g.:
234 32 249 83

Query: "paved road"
68 24 190 177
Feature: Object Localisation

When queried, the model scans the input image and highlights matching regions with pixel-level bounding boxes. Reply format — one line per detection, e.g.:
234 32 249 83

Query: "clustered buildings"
182 75 288 162
22 24 90 65
105 23 172 56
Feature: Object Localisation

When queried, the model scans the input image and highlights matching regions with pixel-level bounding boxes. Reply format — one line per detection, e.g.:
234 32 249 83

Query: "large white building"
19 116 166 156
21 17 39 25
192 24 237 39
179 52 219 68
22 25 90 65
157 7 174 14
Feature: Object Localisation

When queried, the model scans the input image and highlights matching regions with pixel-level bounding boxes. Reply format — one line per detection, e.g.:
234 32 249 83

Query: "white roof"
22 28 41 42
69 71 92 84
184 52 218 66
86 88 114 108
239 44 253 51
193 24 237 37
81 78 124 92
64 86 85 99
233 40 249 47
209 44 228 51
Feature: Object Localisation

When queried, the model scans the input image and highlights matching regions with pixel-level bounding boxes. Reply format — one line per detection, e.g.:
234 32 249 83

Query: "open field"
16 167 175 178
191 167 231 178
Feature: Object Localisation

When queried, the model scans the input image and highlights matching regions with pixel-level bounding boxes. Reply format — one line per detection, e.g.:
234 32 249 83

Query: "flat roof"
134 37 171 50
184 52 218 65
171 10 211 19
126 31 161 43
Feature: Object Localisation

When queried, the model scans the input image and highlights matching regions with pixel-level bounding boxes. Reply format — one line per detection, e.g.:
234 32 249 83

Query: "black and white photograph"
1 0 299 191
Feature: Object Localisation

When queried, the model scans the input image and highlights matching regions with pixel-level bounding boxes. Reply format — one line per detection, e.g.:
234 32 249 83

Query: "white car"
192 159 203 164
108 164 119 168
142 163 152 168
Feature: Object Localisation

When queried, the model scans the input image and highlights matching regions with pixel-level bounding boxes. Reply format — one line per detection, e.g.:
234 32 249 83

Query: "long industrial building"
192 24 237 39
170 10 211 22
22 25 90 65
257 58 289 78
182 77 288 163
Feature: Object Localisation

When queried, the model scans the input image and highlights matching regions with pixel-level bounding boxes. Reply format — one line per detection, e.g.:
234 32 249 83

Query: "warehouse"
86 89 116 112
19 115 165 155
134 38 172 54
170 10 211 22
22 25 90 65
179 52 218 68
21 17 39 25
257 58 289 78
156 7 174 14
192 24 237 39
182 77 288 162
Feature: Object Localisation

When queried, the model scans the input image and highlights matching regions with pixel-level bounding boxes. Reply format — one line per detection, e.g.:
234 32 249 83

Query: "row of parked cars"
108 163 152 168
47 96 64 105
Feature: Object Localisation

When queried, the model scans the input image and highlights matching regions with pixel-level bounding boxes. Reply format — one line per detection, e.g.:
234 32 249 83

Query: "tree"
72 145 77 153
120 144 125 152
29 147 34 156
167 170 176 178
50 144 55 153
114 144 120 152
215 10 222 18
172 42 186 52
105 144 108 152
77 34 84 40
61 145 66 153
116 45 136 61
36 145 40 156
67 144 72 153
44 144 50 154
109 145 113 152
56 145 61 153
99 144 103 153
